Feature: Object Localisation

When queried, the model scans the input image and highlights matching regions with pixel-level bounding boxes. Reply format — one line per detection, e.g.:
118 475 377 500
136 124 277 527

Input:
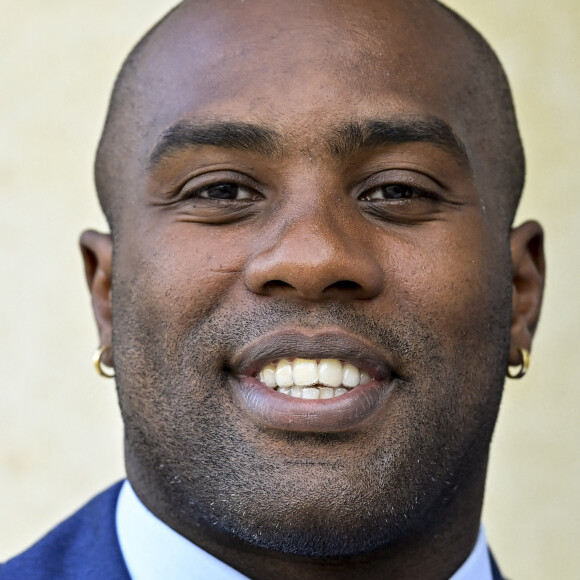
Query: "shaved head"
81 1 545 576
95 0 525 233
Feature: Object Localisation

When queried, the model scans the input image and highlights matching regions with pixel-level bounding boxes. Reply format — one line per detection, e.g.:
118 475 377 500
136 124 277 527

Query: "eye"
360 183 430 201
195 183 255 201
356 170 450 223
169 176 264 225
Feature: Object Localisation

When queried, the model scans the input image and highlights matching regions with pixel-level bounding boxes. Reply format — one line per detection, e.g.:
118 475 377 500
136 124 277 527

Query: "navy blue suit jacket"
1 482 130 579
1 482 505 579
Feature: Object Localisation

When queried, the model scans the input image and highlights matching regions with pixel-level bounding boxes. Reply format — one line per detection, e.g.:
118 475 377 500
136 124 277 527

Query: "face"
85 0 542 560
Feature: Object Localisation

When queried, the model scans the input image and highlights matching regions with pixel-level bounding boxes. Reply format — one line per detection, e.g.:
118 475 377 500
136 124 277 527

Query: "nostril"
260 278 363 298
263 280 294 293
327 280 362 291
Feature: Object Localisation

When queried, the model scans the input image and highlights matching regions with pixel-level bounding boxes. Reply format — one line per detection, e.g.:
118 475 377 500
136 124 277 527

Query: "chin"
211 501 427 559
183 468 451 559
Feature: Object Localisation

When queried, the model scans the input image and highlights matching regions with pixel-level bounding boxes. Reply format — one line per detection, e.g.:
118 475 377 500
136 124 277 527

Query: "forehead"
131 0 470 146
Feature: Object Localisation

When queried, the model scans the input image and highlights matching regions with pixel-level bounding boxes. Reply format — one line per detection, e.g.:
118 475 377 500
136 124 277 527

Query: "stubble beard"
113 292 510 557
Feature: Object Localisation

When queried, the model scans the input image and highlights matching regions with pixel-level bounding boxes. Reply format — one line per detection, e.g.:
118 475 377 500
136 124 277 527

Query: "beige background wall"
0 1 578 578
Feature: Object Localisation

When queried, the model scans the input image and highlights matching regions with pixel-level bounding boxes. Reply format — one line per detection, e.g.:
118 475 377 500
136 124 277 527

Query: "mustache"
182 298 439 368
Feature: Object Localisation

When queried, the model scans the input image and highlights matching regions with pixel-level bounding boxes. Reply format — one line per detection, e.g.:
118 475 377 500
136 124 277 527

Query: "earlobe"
508 220 545 366
80 230 113 366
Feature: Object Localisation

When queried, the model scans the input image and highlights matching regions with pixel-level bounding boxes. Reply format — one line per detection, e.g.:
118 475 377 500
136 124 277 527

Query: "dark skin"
81 1 545 578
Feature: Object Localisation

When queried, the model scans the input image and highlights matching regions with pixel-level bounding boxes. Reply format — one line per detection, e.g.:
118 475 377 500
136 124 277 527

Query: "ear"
509 220 545 365
80 230 113 367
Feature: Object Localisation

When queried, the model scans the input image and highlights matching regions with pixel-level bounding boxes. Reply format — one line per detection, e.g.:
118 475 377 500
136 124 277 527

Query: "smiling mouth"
256 358 372 399
229 329 397 432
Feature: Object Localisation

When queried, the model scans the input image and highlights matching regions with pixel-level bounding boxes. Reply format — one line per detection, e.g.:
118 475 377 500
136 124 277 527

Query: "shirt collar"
116 480 493 580
449 526 494 580
116 480 250 580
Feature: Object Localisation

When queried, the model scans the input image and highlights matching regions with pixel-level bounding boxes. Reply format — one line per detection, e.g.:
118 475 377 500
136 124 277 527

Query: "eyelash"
359 183 438 202
173 164 446 218
182 181 437 202
194 182 258 201
179 178 264 204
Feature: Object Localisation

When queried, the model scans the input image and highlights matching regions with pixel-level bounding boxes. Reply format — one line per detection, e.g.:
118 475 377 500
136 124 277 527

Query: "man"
1 0 545 578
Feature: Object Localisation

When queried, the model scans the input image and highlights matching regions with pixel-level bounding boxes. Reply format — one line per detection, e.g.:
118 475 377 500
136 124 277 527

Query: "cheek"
111 231 250 456
379 221 512 418
117 225 250 323
389 223 511 411
365 225 511 464
110 225 251 417
388 223 510 334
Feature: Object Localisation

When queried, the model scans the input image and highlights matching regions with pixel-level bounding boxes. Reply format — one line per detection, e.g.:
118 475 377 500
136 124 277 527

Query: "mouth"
229 330 397 433
255 358 372 399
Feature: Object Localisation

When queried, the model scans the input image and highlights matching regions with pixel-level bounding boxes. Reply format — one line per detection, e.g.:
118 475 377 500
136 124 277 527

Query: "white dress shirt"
116 480 493 580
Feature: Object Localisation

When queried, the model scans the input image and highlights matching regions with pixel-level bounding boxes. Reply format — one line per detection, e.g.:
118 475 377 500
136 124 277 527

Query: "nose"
244 206 384 302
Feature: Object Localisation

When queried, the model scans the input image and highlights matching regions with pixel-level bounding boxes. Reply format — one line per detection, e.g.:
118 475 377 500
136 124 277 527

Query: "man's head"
81 0 544 576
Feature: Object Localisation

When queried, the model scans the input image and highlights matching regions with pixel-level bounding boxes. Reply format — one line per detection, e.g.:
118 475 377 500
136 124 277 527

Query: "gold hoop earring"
507 347 530 379
93 345 115 378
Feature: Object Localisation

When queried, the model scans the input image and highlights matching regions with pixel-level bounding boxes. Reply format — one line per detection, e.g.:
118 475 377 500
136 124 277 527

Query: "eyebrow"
148 116 470 169
148 120 282 167
328 118 470 166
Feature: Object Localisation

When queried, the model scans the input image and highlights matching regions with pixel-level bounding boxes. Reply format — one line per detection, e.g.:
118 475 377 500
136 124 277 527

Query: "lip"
228 329 397 432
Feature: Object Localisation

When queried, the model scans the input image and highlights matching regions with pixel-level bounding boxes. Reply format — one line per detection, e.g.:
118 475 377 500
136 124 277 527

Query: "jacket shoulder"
0 482 130 580
489 550 507 580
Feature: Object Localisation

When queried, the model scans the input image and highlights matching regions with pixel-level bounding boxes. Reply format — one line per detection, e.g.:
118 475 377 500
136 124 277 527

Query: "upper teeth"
256 358 372 399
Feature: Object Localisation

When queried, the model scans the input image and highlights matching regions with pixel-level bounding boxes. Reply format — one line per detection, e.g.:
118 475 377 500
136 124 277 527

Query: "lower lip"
231 376 395 433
